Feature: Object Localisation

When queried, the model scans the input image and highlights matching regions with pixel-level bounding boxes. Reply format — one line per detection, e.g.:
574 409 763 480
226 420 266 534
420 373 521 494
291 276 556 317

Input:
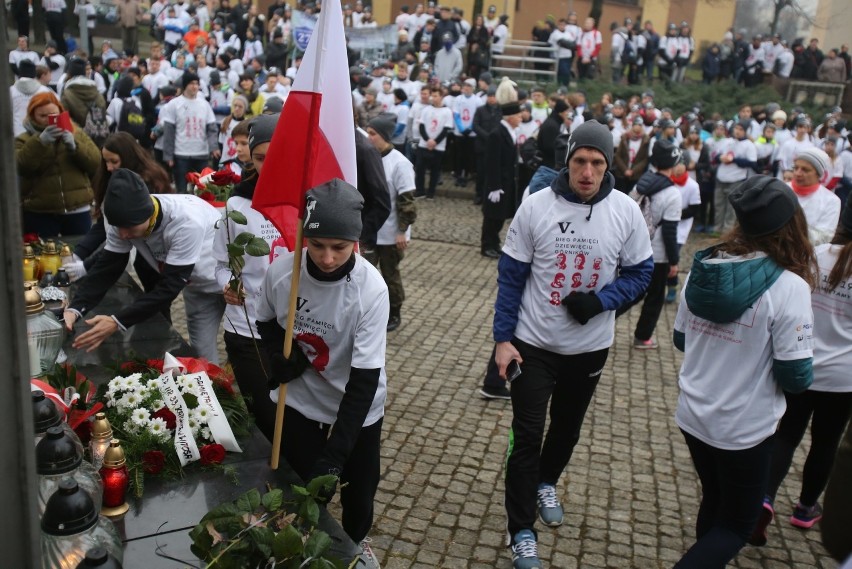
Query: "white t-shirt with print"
160 95 216 157
502 187 652 355
452 94 482 136
377 149 416 246
256 252 389 427
417 105 454 152
649 184 682 262
675 177 701 244
674 261 814 450
715 137 757 183
104 194 222 293
811 244 852 392
797 186 841 246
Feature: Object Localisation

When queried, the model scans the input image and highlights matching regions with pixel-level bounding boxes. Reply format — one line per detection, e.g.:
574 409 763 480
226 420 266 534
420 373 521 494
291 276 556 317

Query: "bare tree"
769 0 816 36
589 0 603 26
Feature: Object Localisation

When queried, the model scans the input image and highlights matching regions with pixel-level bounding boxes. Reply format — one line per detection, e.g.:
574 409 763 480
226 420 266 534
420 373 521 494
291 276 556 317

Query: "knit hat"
249 113 279 151
552 99 569 115
632 115 645 126
566 120 613 169
27 91 63 119
795 147 830 180
303 178 364 242
182 71 200 89
728 176 799 237
68 58 87 78
103 169 154 228
650 139 682 170
479 71 493 85
232 94 249 112
209 70 221 85
17 59 36 78
369 112 396 142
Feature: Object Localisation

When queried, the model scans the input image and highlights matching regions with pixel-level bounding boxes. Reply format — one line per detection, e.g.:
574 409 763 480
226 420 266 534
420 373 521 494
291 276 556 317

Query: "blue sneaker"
511 530 542 569
536 483 564 527
665 287 677 304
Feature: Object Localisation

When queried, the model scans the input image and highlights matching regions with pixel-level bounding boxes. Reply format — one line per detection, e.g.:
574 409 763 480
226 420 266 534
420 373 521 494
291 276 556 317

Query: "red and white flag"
252 0 357 247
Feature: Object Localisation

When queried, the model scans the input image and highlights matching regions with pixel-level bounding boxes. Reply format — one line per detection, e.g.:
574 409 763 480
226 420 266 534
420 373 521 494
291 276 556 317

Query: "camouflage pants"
376 245 405 311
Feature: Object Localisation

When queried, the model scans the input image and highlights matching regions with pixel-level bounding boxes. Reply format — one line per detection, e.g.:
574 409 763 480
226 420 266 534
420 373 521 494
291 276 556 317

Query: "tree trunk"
770 0 790 37
589 0 603 26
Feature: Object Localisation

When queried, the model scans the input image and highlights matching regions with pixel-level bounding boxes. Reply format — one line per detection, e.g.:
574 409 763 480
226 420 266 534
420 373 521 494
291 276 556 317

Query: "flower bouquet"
35 363 104 444
99 354 252 498
187 166 242 207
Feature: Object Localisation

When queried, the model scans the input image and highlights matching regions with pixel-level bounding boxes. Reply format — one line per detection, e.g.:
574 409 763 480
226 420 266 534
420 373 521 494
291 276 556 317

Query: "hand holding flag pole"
252 0 357 469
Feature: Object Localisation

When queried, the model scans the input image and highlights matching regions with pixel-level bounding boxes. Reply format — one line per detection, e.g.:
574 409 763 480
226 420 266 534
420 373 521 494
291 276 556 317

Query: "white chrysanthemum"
192 405 212 423
201 427 212 441
122 373 143 390
134 387 149 400
148 417 170 440
152 399 165 411
123 420 139 436
188 416 200 436
107 378 124 394
117 392 142 411
131 408 150 426
147 379 160 390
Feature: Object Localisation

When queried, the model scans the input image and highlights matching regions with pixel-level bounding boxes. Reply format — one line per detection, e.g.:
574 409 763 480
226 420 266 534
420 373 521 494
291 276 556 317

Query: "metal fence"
489 39 556 85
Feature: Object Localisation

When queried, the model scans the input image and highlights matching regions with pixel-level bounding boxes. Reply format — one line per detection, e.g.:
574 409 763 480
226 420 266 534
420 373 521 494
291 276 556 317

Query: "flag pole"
270 6 329 470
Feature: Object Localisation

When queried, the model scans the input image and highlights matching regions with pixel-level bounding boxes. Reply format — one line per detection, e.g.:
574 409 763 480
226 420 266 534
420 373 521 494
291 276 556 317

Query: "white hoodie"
10 78 51 137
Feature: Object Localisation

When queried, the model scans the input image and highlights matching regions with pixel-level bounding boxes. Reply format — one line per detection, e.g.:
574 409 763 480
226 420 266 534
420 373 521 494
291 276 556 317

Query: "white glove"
487 189 504 203
62 254 87 282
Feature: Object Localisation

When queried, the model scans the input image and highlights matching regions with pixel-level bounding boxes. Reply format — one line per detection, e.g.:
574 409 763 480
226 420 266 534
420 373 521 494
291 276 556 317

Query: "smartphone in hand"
507 360 522 382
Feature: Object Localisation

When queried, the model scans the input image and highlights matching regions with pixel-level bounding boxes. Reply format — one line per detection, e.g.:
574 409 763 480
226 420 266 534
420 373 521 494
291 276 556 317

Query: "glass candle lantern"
74 547 124 569
99 440 129 518
41 239 61 275
25 286 64 378
41 479 123 569
37 426 103 515
89 413 112 471
60 243 75 267
23 244 36 281
32 390 83 453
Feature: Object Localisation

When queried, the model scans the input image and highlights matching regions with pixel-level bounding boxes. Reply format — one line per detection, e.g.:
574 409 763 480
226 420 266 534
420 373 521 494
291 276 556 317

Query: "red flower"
23 233 39 244
145 359 165 372
185 167 215 189
198 190 216 202
200 443 226 465
151 407 177 430
142 450 166 474
211 168 241 186
73 420 92 446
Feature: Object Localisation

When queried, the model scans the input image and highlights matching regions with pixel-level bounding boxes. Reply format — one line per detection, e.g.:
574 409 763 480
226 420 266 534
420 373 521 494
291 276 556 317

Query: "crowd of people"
7 2 852 569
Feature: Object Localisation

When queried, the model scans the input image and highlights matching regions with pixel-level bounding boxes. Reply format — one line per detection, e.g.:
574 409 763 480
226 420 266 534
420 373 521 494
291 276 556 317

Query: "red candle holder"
99 439 129 518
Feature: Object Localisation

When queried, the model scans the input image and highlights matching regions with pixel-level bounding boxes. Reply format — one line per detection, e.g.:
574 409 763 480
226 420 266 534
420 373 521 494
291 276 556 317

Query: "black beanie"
303 178 364 242
17 59 36 78
369 112 396 143
728 176 799 237
841 203 852 233
650 139 682 170
103 169 154 228
182 71 200 89
68 58 87 78
566 120 613 169
501 102 521 116
249 113 279 151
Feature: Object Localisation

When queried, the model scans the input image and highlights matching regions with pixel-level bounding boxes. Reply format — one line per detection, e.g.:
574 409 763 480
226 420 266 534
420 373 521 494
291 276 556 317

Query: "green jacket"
60 77 106 128
15 122 100 214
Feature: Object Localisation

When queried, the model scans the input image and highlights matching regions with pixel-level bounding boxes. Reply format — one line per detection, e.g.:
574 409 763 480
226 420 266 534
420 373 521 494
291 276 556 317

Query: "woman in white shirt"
672 176 817 568
790 147 841 245
750 204 852 546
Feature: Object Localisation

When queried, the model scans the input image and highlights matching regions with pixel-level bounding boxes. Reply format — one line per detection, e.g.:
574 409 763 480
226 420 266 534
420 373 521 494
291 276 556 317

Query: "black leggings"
766 390 852 507
504 339 609 536
281 406 382 543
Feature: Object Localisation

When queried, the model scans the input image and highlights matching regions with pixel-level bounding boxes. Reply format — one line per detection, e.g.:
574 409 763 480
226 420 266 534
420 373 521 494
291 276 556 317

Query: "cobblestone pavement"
170 193 837 569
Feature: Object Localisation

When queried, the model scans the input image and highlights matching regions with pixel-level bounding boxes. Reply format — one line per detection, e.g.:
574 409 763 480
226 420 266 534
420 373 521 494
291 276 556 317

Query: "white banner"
156 370 201 467
187 371 242 453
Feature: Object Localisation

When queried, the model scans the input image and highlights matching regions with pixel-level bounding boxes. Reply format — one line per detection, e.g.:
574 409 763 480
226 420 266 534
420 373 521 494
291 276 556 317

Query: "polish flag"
252 0 357 247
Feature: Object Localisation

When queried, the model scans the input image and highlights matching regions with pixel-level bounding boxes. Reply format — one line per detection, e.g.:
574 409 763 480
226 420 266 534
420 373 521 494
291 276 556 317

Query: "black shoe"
473 196 483 205
387 314 401 331
479 385 510 400
481 249 500 259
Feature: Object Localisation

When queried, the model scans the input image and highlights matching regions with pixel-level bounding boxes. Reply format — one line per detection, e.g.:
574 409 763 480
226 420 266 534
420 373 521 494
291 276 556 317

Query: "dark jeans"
766 390 852 507
415 147 443 197
375 244 405 311
675 431 773 568
480 215 505 253
172 155 210 193
634 262 669 341
504 339 609 535
45 12 67 53
281 406 382 543
557 57 573 85
697 181 715 228
23 210 92 238
224 331 277 442
453 135 476 180
475 151 488 199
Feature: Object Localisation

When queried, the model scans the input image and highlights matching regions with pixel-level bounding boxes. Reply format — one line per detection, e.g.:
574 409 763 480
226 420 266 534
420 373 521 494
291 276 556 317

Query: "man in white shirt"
713 121 758 232
491 15 510 55
161 72 220 192
9 35 40 77
43 0 67 54
451 78 483 185
40 40 66 89
549 18 578 86
776 41 794 78
415 86 453 199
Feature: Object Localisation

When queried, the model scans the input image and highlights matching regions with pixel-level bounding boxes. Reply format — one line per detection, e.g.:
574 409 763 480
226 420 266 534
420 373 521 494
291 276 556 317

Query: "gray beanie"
795 147 830 180
650 139 682 170
249 113 279 151
103 169 154 228
303 178 364 241
369 112 396 143
566 120 613 169
728 176 798 237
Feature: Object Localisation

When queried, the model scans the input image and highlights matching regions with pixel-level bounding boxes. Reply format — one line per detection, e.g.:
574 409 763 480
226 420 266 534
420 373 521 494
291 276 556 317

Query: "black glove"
561 291 604 325
267 342 310 390
308 458 341 503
